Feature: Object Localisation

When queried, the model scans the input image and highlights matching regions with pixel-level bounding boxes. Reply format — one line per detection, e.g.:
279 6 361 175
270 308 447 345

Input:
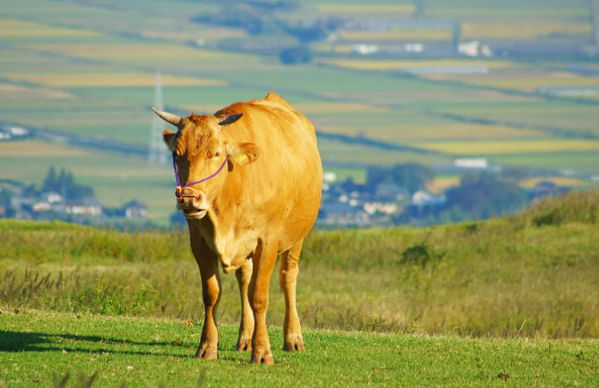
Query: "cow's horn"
152 107 183 127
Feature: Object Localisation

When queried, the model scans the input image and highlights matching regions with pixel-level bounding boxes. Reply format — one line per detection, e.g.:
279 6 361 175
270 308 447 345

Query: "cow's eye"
211 151 221 159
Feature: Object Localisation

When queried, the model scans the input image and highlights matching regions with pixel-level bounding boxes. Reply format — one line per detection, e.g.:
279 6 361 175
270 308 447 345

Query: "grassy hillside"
1 191 597 339
1 310 597 387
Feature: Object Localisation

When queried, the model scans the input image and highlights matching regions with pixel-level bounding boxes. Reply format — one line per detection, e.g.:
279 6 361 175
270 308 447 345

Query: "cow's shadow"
0 330 189 358
0 330 250 362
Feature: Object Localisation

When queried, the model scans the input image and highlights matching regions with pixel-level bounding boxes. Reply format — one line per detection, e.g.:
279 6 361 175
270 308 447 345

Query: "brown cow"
152 92 322 364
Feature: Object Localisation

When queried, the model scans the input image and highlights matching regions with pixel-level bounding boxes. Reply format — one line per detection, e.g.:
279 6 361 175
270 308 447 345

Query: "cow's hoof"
194 344 218 360
236 335 252 352
284 336 304 352
251 350 275 365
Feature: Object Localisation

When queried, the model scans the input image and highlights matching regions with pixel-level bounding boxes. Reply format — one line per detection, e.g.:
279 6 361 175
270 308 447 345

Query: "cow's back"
216 92 322 252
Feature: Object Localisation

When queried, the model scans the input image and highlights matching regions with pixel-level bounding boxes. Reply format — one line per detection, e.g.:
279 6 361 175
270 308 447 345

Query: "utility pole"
591 0 599 49
148 70 167 166
413 0 426 19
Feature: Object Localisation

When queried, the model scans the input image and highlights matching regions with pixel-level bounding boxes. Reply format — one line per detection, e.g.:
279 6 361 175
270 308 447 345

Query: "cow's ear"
218 113 243 126
226 142 258 165
163 129 177 152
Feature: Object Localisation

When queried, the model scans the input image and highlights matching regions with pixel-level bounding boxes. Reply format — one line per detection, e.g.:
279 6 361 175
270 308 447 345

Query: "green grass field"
1 310 597 387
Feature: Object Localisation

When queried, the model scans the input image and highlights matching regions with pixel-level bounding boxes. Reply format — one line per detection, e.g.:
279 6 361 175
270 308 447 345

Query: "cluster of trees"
42 166 94 201
0 188 15 217
366 163 433 194
280 46 312 64
401 174 528 225
192 0 341 65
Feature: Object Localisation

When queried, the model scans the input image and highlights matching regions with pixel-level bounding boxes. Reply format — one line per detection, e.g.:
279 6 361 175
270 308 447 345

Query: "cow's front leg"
235 258 254 352
191 238 221 360
249 240 277 365
279 241 304 352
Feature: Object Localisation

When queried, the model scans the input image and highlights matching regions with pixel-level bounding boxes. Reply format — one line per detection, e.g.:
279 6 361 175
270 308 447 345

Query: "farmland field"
1 0 599 223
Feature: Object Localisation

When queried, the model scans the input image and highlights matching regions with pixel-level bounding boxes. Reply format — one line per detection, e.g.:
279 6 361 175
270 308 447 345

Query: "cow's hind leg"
279 240 304 351
249 239 277 365
235 258 254 352
191 237 221 360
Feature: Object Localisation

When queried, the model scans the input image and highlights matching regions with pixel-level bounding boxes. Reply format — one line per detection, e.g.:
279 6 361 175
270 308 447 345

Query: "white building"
454 158 489 169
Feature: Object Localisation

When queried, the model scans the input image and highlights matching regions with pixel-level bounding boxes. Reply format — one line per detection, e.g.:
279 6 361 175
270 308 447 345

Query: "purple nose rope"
172 153 228 202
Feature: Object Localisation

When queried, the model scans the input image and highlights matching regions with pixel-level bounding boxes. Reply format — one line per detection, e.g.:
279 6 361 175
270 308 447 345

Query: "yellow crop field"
296 102 391 114
0 141 88 157
462 21 592 40
322 122 545 142
24 42 262 68
181 102 389 116
317 4 414 15
0 82 74 99
419 140 599 155
426 176 460 194
424 70 599 92
519 177 590 189
7 72 227 88
324 59 517 72
338 28 451 42
0 18 102 38
140 26 246 43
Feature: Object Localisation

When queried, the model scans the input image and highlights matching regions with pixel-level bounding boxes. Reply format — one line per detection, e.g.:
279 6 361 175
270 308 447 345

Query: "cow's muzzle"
176 187 209 219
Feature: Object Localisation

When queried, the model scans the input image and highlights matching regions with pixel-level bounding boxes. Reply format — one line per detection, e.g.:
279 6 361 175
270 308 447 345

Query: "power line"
148 70 168 165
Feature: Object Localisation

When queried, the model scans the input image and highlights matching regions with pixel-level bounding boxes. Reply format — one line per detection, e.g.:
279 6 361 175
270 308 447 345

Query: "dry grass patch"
0 18 102 38
0 141 89 157
25 42 261 67
426 176 460 194
0 82 74 99
319 122 545 143
519 177 592 189
295 102 391 114
317 3 414 15
139 26 246 42
338 28 452 42
7 72 226 88
424 70 599 92
462 20 592 40
325 59 516 72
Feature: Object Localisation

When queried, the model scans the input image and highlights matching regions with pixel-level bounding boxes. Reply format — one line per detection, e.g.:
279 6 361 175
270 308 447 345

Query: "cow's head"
152 108 258 220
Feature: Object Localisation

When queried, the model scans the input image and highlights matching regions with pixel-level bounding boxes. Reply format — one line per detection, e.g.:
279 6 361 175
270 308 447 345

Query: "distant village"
2 154 594 229
0 166 149 229
317 159 586 228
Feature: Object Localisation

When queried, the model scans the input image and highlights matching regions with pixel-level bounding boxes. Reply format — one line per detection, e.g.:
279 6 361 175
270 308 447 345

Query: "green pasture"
425 0 590 19
494 151 599 175
437 101 599 138
1 192 598 338
1 310 597 387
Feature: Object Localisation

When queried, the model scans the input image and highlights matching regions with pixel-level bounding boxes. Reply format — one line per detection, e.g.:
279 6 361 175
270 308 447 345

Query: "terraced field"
1 0 598 223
